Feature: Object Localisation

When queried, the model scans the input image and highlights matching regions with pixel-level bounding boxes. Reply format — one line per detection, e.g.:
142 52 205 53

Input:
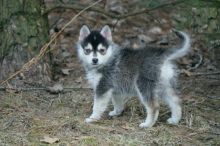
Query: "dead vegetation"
0 78 219 145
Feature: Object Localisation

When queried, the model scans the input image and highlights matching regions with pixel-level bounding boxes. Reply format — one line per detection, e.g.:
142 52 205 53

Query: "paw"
85 117 99 123
109 111 117 116
167 118 179 125
139 122 154 128
108 110 122 116
109 108 124 117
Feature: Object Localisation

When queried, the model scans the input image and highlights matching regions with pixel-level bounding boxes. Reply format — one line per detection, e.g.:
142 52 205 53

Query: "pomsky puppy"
76 25 190 128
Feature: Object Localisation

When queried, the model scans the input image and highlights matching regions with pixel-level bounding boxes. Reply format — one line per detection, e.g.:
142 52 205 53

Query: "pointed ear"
79 25 90 41
100 25 112 41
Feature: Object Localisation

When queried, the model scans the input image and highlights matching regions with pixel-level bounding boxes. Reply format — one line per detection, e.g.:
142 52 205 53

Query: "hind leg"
139 99 159 128
164 87 182 124
136 84 159 128
109 96 125 116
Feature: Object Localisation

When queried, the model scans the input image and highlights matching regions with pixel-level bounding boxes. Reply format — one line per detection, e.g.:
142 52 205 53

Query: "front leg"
85 89 112 123
109 96 125 116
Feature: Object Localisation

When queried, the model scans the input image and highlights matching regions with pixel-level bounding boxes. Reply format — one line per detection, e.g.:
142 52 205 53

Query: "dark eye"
84 49 91 54
99 48 106 54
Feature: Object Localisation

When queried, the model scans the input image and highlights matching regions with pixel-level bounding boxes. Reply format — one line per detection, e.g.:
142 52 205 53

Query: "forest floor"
1 1 220 145
0 61 220 146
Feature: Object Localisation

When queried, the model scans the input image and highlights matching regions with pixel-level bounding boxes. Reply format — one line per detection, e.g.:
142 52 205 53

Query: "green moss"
0 0 48 59
79 136 99 146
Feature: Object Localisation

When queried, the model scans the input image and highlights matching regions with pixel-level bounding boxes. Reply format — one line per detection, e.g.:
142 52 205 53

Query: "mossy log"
0 0 50 81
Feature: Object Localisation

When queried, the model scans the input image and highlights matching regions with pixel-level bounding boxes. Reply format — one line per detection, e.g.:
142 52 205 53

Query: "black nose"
92 58 98 64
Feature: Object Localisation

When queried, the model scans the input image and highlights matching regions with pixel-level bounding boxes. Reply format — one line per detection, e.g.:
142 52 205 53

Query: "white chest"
86 70 102 90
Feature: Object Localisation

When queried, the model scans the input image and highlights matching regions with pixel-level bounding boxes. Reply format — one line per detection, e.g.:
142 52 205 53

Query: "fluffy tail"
167 29 191 61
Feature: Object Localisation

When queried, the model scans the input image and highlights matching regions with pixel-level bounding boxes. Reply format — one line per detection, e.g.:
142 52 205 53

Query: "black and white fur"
76 25 190 128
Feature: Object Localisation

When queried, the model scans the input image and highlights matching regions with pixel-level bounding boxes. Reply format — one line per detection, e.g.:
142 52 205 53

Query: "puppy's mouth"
92 63 99 66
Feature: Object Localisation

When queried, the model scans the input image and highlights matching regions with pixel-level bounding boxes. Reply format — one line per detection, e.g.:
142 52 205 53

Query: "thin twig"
0 0 102 85
187 53 203 70
0 86 91 92
191 71 220 76
44 0 186 19
207 96 220 100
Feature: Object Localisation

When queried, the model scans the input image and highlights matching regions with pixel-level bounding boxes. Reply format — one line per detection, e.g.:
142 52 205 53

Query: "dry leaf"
148 27 162 34
47 84 63 93
66 62 75 68
75 76 83 83
182 69 192 76
157 37 169 45
138 34 153 43
5 88 17 93
132 43 139 49
61 69 70 75
62 51 71 58
121 123 135 130
40 135 60 144
179 58 191 65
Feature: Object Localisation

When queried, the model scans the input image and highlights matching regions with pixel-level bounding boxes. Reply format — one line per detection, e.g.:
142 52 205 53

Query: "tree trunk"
0 0 50 81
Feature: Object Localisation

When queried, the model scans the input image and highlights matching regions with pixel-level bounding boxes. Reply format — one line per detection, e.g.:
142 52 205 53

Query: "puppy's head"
77 25 113 68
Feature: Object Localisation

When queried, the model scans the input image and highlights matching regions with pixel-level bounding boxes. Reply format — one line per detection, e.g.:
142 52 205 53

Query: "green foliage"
186 0 220 8
139 0 220 9
181 0 220 33
138 0 163 9
146 0 161 8
79 137 99 146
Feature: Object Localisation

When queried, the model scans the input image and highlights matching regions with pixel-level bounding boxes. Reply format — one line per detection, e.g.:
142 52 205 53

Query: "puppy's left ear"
100 25 112 42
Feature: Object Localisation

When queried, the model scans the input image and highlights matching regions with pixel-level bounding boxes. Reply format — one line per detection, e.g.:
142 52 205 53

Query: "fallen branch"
191 71 220 76
44 0 186 19
0 0 102 85
207 96 220 100
0 86 91 92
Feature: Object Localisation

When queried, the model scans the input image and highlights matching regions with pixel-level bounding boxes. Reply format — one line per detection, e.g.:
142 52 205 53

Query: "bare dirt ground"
0 1 220 145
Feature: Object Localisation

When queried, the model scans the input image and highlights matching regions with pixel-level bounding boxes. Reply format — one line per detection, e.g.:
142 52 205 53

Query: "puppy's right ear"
79 25 90 41
100 25 112 42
